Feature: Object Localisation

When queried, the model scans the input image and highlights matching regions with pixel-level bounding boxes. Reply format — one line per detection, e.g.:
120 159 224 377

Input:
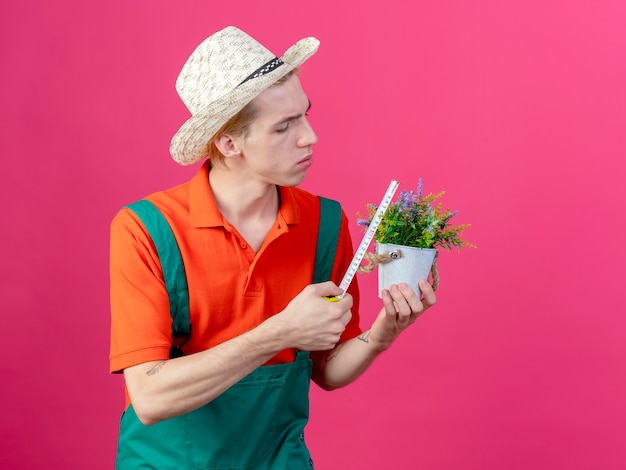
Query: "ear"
214 134 242 158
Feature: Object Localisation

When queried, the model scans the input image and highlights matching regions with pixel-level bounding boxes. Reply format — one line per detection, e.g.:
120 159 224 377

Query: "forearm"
123 282 355 424
312 329 384 390
313 281 438 390
124 320 285 425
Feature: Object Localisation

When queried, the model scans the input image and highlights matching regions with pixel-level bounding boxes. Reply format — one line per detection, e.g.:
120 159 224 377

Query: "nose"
297 116 318 148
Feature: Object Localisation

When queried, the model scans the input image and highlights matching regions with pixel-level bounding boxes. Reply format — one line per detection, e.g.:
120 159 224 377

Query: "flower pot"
376 243 437 298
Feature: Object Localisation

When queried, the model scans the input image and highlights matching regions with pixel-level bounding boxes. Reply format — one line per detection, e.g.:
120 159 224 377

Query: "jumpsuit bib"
115 197 342 469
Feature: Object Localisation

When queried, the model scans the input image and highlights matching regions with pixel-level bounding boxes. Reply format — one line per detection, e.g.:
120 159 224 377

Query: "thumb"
313 281 343 298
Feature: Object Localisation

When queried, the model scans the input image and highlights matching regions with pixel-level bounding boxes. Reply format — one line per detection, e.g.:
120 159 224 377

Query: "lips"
297 155 313 167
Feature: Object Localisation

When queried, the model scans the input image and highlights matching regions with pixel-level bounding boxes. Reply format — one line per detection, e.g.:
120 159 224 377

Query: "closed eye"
273 100 312 133
276 122 291 133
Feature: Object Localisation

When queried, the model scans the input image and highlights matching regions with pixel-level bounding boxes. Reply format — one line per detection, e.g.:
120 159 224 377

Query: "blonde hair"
205 69 299 166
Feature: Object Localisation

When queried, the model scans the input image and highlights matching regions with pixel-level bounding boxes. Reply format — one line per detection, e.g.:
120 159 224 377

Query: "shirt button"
240 242 247 249
299 433 304 441
309 458 314 467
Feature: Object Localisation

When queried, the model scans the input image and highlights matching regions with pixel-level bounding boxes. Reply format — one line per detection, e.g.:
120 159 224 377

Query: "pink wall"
2 1 625 468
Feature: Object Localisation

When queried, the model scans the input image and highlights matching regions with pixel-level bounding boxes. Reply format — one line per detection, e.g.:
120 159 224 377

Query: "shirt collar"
189 161 301 228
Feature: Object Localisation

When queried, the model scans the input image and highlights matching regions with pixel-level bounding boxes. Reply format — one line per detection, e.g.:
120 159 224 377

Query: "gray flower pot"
376 243 437 298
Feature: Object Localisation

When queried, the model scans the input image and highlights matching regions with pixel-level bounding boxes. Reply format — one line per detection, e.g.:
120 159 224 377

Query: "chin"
290 173 308 187
277 171 308 188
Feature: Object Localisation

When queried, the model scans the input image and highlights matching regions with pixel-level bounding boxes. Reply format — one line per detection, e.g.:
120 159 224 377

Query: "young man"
110 26 435 469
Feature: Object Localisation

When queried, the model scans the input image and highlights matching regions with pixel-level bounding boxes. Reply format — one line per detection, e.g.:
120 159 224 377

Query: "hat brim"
170 36 320 166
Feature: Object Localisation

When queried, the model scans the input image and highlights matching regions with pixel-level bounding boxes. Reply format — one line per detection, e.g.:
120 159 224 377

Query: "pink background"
2 1 625 468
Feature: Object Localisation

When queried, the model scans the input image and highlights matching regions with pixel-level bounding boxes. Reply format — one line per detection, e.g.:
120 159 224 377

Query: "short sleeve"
109 208 173 373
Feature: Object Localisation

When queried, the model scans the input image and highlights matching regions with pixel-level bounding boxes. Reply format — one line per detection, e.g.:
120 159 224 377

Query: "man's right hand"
270 281 353 351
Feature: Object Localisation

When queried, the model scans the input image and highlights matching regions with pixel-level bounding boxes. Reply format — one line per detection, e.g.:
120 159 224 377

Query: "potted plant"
357 178 475 297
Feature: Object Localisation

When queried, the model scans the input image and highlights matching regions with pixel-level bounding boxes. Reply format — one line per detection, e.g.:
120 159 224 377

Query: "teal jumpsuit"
115 198 342 469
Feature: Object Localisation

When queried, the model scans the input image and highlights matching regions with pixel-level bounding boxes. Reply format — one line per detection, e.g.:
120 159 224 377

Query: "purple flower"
398 190 415 212
443 210 459 222
417 177 423 199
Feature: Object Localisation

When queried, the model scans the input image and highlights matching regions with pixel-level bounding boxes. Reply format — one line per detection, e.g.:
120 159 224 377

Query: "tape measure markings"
336 179 399 298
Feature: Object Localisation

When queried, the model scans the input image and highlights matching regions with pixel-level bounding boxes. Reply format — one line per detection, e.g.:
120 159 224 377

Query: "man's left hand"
367 279 436 351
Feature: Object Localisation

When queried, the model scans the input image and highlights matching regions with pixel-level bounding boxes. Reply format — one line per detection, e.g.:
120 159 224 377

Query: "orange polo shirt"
109 162 361 375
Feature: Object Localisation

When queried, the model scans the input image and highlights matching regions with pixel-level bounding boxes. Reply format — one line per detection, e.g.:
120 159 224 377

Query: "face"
230 74 318 187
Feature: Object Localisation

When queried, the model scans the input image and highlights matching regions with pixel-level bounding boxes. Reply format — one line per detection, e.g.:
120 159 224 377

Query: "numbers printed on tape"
331 179 399 300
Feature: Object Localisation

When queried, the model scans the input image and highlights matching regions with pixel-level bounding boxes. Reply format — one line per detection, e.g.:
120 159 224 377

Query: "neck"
208 165 280 231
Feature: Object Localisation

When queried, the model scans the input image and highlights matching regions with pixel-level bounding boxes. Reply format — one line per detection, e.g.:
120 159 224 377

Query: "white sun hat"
169 26 320 165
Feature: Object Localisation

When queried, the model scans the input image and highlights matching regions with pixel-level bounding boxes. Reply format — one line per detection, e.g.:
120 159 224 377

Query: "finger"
339 292 353 309
313 281 343 298
322 280 342 295
339 309 353 328
418 279 437 309
326 293 353 314
394 283 430 323
388 285 414 324
381 289 399 319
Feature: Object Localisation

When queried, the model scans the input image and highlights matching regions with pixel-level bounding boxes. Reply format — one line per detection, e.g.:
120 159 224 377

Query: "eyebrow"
273 100 312 128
